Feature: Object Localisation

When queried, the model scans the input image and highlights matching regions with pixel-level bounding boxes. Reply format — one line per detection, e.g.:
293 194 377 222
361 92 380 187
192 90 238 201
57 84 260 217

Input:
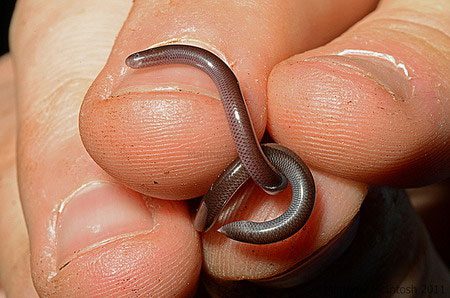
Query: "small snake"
126 44 315 244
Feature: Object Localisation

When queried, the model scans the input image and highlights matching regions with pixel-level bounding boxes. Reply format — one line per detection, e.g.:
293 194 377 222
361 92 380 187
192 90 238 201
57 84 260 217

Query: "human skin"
0 0 449 296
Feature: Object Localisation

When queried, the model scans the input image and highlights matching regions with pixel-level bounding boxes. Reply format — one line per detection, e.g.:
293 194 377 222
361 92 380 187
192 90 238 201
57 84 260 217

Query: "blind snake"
126 44 315 244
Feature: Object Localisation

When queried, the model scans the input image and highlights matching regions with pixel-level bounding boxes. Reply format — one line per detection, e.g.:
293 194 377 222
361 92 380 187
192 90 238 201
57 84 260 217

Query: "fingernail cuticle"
304 50 413 101
113 39 230 100
55 182 155 269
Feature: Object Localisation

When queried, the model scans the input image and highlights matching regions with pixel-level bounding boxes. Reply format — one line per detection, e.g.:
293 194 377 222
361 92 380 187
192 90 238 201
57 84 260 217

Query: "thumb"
268 0 450 187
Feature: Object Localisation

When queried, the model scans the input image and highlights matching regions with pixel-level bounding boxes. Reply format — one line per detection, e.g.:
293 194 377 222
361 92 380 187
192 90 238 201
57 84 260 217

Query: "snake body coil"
126 44 315 244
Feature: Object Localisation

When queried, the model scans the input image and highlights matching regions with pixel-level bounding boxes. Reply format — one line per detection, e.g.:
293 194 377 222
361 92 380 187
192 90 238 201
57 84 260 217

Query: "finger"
10 1 200 296
268 0 450 187
202 170 367 281
79 0 378 199
204 188 450 295
0 55 38 297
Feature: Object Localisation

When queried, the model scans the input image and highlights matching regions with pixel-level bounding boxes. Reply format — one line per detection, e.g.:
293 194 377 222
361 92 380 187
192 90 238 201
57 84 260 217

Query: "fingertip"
268 51 450 186
32 197 201 296
202 172 366 281
80 88 235 200
268 1 450 187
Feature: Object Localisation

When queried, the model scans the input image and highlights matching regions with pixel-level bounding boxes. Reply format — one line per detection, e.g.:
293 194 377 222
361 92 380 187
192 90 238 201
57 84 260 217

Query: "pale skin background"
0 0 449 296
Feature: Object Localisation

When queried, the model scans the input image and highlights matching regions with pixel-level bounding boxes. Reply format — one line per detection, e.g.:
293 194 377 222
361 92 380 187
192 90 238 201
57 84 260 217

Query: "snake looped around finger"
126 44 315 244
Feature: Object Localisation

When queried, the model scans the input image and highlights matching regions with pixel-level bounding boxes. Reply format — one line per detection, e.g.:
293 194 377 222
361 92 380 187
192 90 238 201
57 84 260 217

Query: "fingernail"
114 42 228 100
115 63 220 100
56 182 154 268
305 50 413 101
255 214 360 288
193 202 208 232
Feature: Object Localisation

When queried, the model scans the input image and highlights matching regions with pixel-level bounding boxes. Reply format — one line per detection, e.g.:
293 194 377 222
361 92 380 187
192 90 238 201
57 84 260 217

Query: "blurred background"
1 0 16 55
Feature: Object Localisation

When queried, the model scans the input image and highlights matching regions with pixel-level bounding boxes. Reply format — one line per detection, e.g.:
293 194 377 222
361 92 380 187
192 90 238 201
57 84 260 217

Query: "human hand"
1 0 449 296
